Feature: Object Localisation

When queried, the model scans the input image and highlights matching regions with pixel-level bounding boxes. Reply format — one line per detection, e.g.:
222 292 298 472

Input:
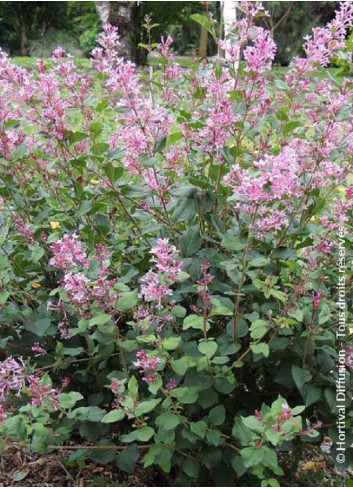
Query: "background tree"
67 2 101 56
263 1 340 65
95 1 137 60
0 2 69 55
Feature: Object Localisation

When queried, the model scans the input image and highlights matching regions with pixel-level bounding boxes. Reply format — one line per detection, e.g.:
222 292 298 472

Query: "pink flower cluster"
140 271 173 311
140 239 182 310
133 306 173 333
0 357 26 400
224 146 302 236
109 378 125 409
0 357 63 416
255 401 300 434
31 343 47 356
197 260 213 309
61 272 90 307
346 347 353 369
287 2 353 86
0 405 6 422
50 233 89 271
50 239 120 321
151 239 183 280
59 272 119 317
28 376 61 410
133 350 161 383
243 28 276 79
303 2 353 67
312 290 325 310
15 218 35 244
93 25 173 176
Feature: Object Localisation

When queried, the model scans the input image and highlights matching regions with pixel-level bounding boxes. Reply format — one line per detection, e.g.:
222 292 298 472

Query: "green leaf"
120 426 154 443
208 405 226 426
210 306 233 316
154 136 167 153
300 384 321 407
172 305 187 318
128 376 139 397
221 236 246 252
232 418 254 446
69 131 88 144
12 471 30 482
135 399 161 417
248 257 269 267
24 318 51 337
30 245 45 263
61 347 84 356
241 415 263 432
206 428 223 446
268 289 286 303
291 365 312 390
68 406 106 422
90 443 116 464
276 109 288 121
190 13 217 41
59 391 84 409
288 309 303 322
179 226 201 257
170 387 199 404
163 336 181 350
318 303 331 325
251 342 270 358
198 341 218 359
167 131 183 145
90 121 103 136
89 314 112 326
214 377 237 394
11 142 28 159
231 455 247 477
156 412 180 430
240 446 264 467
117 290 138 312
77 200 92 218
182 458 200 478
91 142 109 155
183 314 209 332
291 406 305 415
250 319 268 340
262 478 280 487
0 291 10 305
283 120 303 136
190 420 208 438
172 198 195 223
102 409 125 423
105 162 124 181
240 445 279 470
210 298 233 316
116 444 140 474
171 356 196 375
228 90 244 101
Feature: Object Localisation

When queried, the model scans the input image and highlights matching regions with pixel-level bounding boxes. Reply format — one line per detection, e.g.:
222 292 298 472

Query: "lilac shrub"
0 1 353 486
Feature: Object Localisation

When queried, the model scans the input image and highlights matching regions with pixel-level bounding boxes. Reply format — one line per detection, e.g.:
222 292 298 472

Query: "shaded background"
0 1 341 64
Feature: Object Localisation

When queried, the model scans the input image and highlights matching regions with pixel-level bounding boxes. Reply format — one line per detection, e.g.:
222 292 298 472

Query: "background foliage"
0 1 343 64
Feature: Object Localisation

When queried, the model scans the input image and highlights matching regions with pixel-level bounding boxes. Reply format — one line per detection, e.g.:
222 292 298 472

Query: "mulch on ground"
0 443 167 487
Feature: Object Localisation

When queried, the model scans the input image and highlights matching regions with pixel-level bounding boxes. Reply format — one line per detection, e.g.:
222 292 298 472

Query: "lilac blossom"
50 233 89 271
134 350 161 383
0 357 26 400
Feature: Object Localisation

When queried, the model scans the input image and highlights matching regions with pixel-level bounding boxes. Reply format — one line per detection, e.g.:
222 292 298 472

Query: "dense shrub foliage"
0 2 353 486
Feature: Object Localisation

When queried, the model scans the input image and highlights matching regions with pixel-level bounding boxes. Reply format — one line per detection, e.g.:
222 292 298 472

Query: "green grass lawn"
10 55 346 83
11 56 92 70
